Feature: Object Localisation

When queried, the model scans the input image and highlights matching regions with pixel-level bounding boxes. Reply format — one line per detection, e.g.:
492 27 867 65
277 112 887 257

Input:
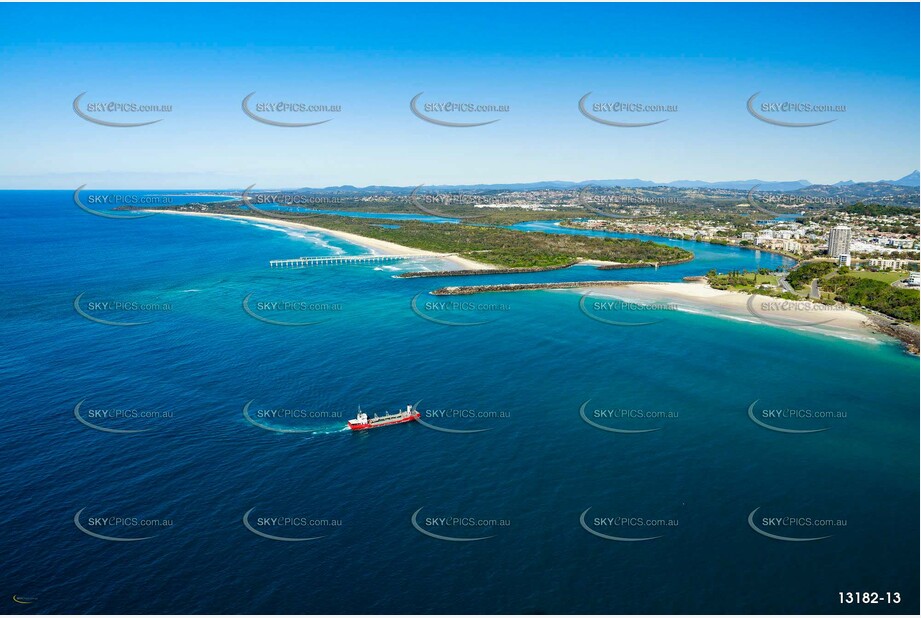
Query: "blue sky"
0 2 918 188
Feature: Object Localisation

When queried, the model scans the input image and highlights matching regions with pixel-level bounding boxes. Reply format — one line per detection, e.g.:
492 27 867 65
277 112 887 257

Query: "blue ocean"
1 190 917 614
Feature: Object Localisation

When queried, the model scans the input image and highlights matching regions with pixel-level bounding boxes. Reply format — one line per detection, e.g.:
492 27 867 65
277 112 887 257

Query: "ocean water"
0 191 917 614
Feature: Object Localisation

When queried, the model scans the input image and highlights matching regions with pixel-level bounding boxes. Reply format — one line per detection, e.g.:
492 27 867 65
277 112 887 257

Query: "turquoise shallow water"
0 191 917 614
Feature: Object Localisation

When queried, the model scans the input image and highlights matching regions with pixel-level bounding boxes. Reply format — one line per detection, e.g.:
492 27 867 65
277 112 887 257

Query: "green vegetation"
154 201 694 269
706 269 797 298
824 276 920 322
845 270 908 284
786 261 837 289
301 215 691 268
843 203 917 217
708 265 921 320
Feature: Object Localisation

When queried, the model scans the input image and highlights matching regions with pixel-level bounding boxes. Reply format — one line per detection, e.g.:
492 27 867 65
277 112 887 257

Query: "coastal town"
571 206 919 282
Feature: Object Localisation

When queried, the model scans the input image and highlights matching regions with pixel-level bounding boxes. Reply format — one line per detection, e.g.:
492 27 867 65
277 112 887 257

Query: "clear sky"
0 2 918 189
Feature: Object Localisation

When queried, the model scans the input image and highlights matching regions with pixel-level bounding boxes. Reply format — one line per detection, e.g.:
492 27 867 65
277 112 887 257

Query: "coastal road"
777 273 794 294
809 279 820 299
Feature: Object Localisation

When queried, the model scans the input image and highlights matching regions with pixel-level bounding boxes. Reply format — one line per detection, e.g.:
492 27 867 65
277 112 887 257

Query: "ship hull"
347 412 420 431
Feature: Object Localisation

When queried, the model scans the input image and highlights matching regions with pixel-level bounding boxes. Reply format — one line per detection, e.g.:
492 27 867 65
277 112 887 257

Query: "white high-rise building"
828 225 852 259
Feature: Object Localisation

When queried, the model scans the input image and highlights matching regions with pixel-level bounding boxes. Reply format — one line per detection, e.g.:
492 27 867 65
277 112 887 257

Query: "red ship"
347 404 420 431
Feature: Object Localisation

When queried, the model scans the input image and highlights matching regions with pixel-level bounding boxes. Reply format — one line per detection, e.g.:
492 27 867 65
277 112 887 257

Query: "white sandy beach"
582 280 879 342
147 210 496 271
577 259 623 267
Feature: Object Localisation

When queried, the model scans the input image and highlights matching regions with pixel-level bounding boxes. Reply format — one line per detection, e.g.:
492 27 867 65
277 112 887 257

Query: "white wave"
236 220 347 255
673 304 883 344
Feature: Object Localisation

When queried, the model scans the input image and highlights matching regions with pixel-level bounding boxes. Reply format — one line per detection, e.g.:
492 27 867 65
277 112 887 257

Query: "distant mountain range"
300 171 919 194
879 170 919 186
833 171 918 188
1 171 916 195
